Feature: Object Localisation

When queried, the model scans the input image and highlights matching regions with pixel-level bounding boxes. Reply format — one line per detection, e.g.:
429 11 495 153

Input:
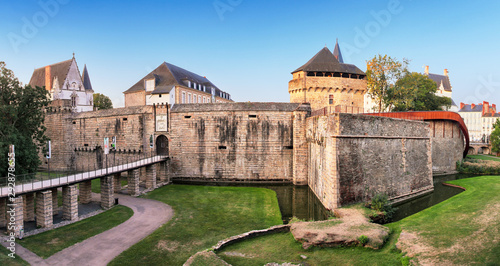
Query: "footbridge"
0 155 168 237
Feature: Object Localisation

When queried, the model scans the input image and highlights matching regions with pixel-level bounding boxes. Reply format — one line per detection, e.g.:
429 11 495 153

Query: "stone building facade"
459 101 500 142
29 56 94 112
123 62 232 107
289 43 367 112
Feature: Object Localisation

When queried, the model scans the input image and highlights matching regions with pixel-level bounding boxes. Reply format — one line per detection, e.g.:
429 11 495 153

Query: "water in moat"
391 173 477 222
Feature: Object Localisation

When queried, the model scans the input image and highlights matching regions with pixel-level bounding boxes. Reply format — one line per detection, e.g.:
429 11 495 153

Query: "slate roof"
29 59 73 89
333 39 343 63
482 112 500 117
81 64 93 91
459 104 483 112
124 62 230 99
427 73 452 92
292 47 364 75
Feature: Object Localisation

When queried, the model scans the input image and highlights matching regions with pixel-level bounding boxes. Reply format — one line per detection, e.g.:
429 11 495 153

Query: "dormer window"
145 79 155 92
192 82 196 89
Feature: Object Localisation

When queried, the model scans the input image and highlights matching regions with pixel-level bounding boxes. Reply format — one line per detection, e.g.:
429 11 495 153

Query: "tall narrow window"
193 94 197 103
329 95 334 105
188 93 192 103
198 95 201 103
71 95 77 107
182 92 186 103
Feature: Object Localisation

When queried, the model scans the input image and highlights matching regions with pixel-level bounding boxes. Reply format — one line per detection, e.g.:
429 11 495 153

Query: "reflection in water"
264 185 328 223
391 174 477 221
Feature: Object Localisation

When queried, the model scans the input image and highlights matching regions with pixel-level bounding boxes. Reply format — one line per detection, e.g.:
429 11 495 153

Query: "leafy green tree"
366 55 409 112
93 93 113 110
490 119 500 154
387 72 451 111
0 61 50 177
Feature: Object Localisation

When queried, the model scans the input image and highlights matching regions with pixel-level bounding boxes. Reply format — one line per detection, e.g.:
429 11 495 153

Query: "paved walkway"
3 193 173 266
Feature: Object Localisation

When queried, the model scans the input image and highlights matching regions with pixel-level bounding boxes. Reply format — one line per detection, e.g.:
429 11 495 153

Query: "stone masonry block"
0 197 6 227
52 188 58 215
128 169 140 196
62 185 78 221
146 164 156 189
100 176 114 209
25 193 35 222
114 173 121 193
79 180 92 204
36 190 53 228
7 196 24 238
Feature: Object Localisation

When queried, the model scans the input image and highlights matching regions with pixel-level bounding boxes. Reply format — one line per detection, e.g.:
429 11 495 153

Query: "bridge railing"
0 151 168 197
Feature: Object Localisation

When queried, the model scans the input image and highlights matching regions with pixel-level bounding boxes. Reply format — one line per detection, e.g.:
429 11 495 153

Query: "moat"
175 173 477 224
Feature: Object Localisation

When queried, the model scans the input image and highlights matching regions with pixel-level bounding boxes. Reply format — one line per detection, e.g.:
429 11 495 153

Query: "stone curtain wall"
41 106 160 171
307 114 433 210
429 120 465 173
169 103 309 182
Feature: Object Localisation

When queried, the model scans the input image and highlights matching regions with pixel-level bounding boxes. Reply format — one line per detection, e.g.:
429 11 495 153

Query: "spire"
333 38 344 63
81 64 93 91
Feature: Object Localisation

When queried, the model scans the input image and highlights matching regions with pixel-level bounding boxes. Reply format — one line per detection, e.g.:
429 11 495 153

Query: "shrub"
358 235 369 245
369 193 396 223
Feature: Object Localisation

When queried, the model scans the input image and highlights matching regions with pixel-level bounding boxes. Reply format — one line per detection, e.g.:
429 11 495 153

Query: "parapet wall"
169 103 309 181
306 114 433 209
428 120 465 173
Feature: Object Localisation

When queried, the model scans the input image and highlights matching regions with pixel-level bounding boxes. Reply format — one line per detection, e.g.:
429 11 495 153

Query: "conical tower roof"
292 46 364 75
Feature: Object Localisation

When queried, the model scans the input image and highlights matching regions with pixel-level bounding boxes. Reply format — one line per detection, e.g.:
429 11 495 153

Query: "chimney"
444 69 448 76
471 103 475 109
460 102 465 109
493 104 497 113
483 101 489 116
424 65 429 75
44 65 52 91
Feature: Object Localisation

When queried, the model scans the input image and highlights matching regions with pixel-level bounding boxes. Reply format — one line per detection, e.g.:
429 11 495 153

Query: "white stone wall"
52 59 93 112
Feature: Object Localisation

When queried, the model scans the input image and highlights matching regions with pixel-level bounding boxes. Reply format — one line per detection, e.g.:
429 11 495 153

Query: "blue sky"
1 0 500 108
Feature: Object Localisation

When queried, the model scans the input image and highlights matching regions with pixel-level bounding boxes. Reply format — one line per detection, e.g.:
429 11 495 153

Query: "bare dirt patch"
291 208 390 249
47 238 61 245
156 240 180 252
397 202 500 265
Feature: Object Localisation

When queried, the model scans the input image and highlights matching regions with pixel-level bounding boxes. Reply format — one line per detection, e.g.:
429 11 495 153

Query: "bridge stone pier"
8 196 24 237
63 185 78 221
80 180 92 204
128 169 140 196
100 176 114 209
37 190 53 228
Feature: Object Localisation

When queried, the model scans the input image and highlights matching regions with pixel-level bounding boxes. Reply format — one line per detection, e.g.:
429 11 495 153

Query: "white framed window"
203 97 206 103
193 94 197 103
198 95 201 103
188 93 192 103
182 92 186 103
145 79 155 91
203 85 206 92
192 82 196 89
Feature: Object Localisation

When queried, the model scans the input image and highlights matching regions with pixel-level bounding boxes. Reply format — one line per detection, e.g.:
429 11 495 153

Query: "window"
203 85 206 92
329 95 334 105
188 93 192 103
192 82 196 89
203 97 206 103
193 94 197 103
159 94 162 98
182 92 186 103
145 79 155 91
198 95 202 103
71 95 77 107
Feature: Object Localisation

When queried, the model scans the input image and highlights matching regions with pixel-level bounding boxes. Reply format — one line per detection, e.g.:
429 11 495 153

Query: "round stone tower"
288 41 367 112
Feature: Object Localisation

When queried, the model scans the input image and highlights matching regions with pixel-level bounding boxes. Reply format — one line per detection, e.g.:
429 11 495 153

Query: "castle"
29 45 467 211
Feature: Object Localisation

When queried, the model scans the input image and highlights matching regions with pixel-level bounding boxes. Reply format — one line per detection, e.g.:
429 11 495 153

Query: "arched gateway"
156 135 169 155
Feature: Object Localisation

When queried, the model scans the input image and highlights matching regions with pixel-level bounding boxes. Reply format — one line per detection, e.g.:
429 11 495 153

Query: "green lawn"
19 205 133 258
0 246 29 266
83 177 127 193
109 185 282 266
467 154 500 162
215 175 500 265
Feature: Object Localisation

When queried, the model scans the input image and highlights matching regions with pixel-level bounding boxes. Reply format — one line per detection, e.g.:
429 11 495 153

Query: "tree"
387 72 452 111
0 61 51 177
93 93 113 110
366 55 409 112
490 119 500 154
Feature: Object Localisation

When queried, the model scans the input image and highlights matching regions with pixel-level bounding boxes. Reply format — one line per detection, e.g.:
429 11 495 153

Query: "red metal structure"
364 111 470 158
